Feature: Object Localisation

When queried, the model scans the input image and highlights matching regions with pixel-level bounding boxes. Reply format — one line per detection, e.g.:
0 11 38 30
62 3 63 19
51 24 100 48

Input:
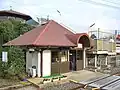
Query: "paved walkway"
63 70 104 82
27 70 104 85
25 70 104 89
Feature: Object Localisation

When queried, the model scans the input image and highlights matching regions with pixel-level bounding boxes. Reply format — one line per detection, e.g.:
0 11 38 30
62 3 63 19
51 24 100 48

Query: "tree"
0 19 33 45
0 19 34 79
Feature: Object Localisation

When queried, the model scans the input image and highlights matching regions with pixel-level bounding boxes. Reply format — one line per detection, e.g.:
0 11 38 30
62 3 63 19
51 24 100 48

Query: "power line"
103 0 120 4
80 0 120 9
79 0 120 10
6 0 120 10
101 0 120 6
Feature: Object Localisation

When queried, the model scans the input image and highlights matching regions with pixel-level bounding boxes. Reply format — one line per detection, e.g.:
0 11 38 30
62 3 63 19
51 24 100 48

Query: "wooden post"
95 55 97 67
83 48 86 68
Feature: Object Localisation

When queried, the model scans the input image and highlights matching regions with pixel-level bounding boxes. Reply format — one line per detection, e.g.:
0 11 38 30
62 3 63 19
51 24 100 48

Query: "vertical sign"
78 43 83 48
2 52 8 62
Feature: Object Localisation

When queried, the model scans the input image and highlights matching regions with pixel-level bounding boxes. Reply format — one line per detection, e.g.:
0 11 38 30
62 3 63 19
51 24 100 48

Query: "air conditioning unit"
28 68 36 77
32 68 37 77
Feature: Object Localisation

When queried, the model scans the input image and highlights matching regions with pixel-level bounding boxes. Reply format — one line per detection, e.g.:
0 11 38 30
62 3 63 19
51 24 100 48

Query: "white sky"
1 0 120 33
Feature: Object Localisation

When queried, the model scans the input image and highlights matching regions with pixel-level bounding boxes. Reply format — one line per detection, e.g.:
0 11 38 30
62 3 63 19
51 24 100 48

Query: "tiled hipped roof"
4 20 90 47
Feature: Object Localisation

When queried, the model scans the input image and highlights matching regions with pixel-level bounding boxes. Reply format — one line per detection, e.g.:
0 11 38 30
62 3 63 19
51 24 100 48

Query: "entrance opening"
69 50 76 71
78 35 90 47
69 34 91 71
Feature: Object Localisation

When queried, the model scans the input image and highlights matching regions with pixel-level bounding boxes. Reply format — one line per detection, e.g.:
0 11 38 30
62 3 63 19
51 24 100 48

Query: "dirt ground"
0 78 19 88
14 86 38 90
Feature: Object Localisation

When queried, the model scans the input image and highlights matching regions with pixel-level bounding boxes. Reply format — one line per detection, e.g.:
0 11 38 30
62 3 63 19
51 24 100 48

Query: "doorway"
69 50 76 71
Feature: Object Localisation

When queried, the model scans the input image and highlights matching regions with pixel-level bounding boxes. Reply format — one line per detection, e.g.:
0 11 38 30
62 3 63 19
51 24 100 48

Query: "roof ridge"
33 20 52 45
60 23 76 34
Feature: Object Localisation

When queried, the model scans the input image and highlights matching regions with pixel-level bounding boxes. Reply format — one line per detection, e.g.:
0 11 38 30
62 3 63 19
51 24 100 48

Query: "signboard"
116 40 120 44
2 52 8 62
78 43 83 48
116 47 120 53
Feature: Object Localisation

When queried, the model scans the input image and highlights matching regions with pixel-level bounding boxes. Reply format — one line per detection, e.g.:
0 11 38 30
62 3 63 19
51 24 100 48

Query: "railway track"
42 82 85 90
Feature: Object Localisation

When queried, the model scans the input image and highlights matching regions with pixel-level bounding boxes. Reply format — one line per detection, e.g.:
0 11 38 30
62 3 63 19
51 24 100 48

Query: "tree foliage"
0 19 33 44
0 19 33 79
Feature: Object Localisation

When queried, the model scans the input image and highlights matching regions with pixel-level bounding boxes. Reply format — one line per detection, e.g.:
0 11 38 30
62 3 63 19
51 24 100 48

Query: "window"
51 51 59 62
61 51 68 62
51 50 68 62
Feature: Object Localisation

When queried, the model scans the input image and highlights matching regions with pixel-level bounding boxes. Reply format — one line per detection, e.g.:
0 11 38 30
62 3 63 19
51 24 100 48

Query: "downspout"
40 50 43 77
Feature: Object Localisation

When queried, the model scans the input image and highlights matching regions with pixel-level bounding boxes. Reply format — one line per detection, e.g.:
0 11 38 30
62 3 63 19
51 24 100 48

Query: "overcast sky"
1 0 120 32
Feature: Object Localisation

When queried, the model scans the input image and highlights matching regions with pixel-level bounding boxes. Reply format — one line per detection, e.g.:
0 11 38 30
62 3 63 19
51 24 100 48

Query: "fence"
89 30 116 52
86 55 117 68
107 56 116 67
116 55 120 67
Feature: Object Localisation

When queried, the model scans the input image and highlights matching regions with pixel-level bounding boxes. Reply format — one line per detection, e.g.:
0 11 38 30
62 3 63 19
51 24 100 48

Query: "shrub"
0 47 27 80
0 19 33 80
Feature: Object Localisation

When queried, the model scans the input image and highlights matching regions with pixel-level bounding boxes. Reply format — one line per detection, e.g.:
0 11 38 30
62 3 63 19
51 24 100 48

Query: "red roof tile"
66 33 90 45
117 35 120 40
4 20 91 47
4 20 76 47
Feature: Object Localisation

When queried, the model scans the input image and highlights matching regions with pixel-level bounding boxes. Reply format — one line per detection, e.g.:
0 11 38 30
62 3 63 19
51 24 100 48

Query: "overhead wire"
6 0 120 10
101 0 120 7
101 0 120 5
79 0 120 10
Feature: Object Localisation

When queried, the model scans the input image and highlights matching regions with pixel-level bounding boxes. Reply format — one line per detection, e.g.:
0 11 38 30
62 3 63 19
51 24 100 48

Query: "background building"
0 10 31 21
0 9 39 25
87 24 116 70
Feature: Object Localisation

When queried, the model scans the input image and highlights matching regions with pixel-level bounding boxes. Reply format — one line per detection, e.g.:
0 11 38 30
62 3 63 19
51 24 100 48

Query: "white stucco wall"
26 51 41 77
42 50 51 77
26 51 32 72
37 52 41 77
32 52 38 70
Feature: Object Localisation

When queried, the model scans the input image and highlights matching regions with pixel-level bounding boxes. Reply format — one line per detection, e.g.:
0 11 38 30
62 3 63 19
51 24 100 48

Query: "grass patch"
43 74 65 79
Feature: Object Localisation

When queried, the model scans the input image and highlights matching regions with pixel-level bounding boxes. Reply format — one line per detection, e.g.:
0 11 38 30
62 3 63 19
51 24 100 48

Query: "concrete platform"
27 70 104 88
63 70 104 83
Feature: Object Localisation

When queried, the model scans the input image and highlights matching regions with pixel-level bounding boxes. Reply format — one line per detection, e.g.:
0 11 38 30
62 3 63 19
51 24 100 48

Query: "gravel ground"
42 82 83 90
14 85 38 90
85 67 120 75
98 67 120 75
12 82 83 90
43 82 80 90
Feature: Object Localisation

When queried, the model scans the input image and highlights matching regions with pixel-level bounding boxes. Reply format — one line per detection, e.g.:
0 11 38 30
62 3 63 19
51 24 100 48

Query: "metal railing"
92 40 116 52
89 30 116 52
